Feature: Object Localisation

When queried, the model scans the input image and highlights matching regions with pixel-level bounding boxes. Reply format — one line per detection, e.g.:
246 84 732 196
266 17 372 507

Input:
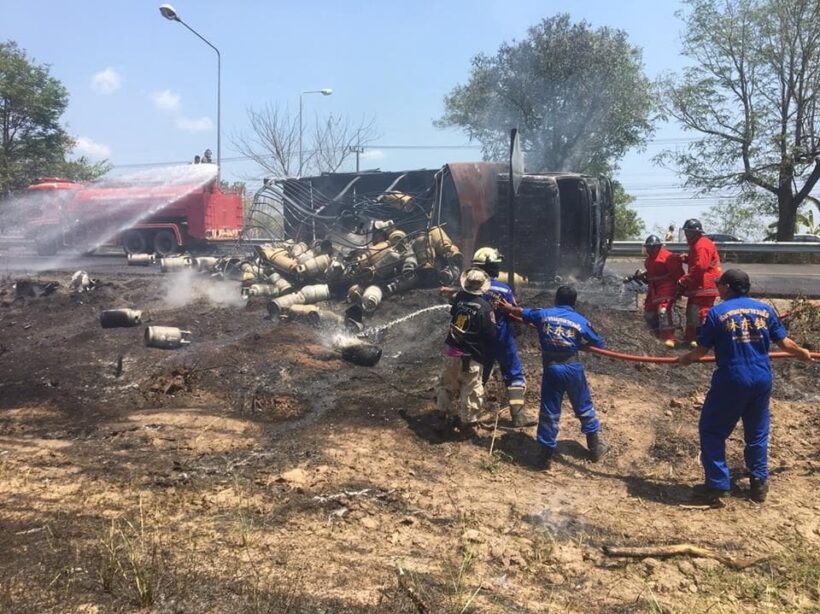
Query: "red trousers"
685 296 716 342
644 298 675 341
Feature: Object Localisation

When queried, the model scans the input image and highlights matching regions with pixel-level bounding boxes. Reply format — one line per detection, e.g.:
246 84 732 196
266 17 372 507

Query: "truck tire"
153 230 178 256
122 230 148 254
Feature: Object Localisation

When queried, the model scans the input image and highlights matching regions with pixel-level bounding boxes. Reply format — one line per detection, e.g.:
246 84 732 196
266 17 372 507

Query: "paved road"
1 249 819 297
606 258 820 298
0 250 159 277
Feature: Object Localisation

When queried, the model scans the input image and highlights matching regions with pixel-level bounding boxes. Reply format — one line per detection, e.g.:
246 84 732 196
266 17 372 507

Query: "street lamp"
159 4 221 181
299 88 333 176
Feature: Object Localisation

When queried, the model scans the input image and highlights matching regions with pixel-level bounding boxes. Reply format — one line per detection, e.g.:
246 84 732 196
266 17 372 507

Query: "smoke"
161 268 245 308
570 269 641 311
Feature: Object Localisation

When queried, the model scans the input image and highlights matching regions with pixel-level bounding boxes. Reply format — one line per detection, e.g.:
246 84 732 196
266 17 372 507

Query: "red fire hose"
583 346 820 364
508 314 819 364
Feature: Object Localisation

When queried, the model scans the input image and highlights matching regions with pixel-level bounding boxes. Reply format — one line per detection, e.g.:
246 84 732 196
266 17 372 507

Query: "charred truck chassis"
266 162 613 282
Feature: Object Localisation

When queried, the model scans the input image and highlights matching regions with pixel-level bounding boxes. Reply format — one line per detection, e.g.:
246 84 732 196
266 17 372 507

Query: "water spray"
359 304 450 341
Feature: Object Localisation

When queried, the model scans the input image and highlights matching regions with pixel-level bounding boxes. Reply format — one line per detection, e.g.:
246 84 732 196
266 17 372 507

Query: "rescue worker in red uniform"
677 219 721 346
642 235 685 348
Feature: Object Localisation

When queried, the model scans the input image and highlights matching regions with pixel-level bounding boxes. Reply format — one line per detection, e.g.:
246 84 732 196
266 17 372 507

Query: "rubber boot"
691 484 729 505
537 446 554 470
508 385 535 427
511 406 537 428
750 477 769 503
684 325 698 346
586 431 609 462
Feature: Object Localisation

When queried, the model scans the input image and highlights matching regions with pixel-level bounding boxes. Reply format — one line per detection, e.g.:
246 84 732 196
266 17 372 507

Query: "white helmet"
472 246 503 266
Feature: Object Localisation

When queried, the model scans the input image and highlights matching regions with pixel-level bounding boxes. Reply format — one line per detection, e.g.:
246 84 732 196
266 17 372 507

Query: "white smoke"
161 268 245 308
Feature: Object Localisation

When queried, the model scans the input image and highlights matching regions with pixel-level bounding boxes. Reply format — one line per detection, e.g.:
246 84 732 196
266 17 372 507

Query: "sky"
2 0 715 233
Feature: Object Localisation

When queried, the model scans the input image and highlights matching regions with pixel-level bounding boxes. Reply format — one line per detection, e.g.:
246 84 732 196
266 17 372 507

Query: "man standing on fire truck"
642 235 685 348
677 219 721 346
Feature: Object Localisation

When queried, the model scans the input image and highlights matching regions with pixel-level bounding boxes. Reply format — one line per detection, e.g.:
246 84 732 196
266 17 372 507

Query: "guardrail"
610 241 820 257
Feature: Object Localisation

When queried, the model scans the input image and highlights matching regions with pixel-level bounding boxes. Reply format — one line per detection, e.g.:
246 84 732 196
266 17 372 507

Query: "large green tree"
436 14 656 175
0 41 109 196
659 0 820 241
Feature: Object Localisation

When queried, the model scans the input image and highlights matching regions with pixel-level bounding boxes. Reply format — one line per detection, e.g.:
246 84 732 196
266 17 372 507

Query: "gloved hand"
676 278 688 293
623 269 647 284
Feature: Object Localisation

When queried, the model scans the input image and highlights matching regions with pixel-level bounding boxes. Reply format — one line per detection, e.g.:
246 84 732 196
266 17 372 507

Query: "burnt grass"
1 272 819 612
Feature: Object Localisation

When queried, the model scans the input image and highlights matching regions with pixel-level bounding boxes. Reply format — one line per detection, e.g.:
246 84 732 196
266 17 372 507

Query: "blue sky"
4 0 709 231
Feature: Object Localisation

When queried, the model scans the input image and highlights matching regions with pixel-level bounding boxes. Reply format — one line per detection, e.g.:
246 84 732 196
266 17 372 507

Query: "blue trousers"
699 375 771 490
537 363 600 449
496 333 525 386
483 334 525 387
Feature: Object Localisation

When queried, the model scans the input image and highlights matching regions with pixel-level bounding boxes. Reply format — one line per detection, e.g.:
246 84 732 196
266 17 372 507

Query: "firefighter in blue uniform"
499 285 609 468
471 247 536 427
678 269 812 503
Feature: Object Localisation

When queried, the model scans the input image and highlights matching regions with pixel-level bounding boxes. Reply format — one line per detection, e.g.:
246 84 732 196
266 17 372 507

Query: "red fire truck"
24 176 244 256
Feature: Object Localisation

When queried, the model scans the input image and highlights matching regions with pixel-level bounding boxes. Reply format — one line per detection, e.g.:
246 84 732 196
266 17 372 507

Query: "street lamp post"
159 4 221 181
299 88 333 176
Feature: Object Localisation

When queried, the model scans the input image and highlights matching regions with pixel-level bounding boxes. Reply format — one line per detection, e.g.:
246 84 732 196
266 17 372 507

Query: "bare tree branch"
232 105 379 179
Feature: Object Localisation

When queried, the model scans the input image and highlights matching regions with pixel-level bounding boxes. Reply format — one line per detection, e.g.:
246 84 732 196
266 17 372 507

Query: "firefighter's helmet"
472 247 503 267
683 218 703 233
644 235 663 248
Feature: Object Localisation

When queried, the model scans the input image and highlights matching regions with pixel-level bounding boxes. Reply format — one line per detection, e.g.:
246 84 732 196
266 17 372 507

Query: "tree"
0 41 109 195
232 104 377 178
613 181 646 240
658 0 820 241
702 201 767 240
436 14 656 175
54 155 112 183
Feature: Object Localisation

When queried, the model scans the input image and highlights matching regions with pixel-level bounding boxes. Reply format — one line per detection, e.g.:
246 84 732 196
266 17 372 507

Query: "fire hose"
583 346 820 364
507 314 819 364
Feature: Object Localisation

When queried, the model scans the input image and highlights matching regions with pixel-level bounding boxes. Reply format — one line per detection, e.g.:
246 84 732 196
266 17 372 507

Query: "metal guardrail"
610 241 820 257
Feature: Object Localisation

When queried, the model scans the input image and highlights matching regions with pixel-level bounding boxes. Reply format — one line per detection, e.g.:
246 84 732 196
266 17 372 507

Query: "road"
606 258 820 298
1 249 819 297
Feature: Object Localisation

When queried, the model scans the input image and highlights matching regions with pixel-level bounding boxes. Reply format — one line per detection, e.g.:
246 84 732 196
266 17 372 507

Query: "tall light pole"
299 88 333 176
159 4 221 181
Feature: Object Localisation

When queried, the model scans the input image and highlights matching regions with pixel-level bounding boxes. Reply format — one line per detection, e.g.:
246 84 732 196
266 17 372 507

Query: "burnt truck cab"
273 162 614 282
24 177 243 256
425 164 613 281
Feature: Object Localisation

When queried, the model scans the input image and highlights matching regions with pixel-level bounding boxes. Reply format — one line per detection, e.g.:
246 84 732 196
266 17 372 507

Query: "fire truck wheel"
122 230 148 254
153 230 178 256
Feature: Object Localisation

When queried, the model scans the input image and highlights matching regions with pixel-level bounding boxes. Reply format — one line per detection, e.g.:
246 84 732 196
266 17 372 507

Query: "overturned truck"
249 162 614 284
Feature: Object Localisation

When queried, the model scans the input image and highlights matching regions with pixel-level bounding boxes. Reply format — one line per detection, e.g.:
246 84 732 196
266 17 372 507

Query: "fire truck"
23 176 244 256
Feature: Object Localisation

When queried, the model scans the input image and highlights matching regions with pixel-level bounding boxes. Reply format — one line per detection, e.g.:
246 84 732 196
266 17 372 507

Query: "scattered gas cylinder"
160 255 193 273
127 253 155 266
144 326 192 349
100 309 142 328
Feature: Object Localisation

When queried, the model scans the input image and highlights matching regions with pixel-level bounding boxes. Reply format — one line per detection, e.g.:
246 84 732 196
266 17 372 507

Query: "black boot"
537 446 554 470
750 477 769 503
691 484 729 505
586 432 609 462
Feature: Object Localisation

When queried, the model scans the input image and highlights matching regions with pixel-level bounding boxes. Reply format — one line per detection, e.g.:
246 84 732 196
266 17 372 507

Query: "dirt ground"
1 270 818 613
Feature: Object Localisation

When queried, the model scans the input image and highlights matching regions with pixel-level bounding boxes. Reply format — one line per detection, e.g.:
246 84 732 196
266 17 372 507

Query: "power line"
108 136 702 170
